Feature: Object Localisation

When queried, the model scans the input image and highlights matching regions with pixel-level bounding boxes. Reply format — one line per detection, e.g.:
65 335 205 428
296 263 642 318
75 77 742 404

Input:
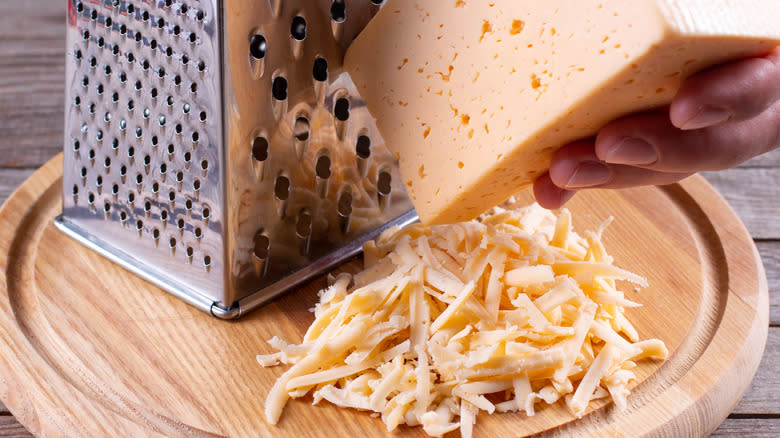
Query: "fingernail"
565 161 611 188
604 137 657 165
681 105 732 130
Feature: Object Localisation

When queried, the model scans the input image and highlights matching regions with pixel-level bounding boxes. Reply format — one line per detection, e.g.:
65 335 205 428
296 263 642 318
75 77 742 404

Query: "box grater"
56 0 417 319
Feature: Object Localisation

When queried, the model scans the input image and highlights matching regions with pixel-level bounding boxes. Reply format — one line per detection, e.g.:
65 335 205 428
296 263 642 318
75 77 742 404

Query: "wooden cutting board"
0 154 767 437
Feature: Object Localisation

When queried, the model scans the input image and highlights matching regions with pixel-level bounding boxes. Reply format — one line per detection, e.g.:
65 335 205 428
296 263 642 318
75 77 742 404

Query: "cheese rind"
344 0 780 224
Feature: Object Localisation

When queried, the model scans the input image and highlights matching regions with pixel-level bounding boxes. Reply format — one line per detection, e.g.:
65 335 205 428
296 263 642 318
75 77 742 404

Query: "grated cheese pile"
258 203 668 437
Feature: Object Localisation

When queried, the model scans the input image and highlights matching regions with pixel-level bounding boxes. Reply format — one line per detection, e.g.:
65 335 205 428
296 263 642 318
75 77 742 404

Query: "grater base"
55 209 418 319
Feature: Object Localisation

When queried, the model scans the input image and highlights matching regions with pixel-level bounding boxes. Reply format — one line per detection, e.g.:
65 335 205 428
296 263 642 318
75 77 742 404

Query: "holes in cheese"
258 202 668 436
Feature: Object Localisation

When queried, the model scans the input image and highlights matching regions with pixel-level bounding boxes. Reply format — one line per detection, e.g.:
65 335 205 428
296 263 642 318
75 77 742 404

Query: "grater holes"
197 61 206 72
182 54 189 65
89 56 97 69
182 103 191 114
127 99 135 111
169 237 177 251
135 32 143 43
174 74 182 86
81 76 89 88
254 233 270 262
196 10 204 21
97 37 105 49
252 137 268 161
250 34 266 59
135 126 143 139
90 9 98 21
177 217 185 231
111 92 119 103
189 32 197 44
104 65 112 77
190 82 198 93
112 45 120 57
337 190 353 233
371 0 384 4
120 210 128 223
151 87 158 99
105 17 112 28
74 96 81 106
272 76 287 100
291 16 306 41
134 80 143 91
142 59 150 71
166 47 174 58
161 209 169 222
119 71 128 83
334 97 350 121
120 24 127 36
142 10 150 22
76 2 84 13
316 154 331 179
88 103 95 115
356 135 371 159
199 111 207 122
274 175 290 201
150 39 158 50
83 29 90 41
158 67 165 79
203 255 211 270
166 95 174 106
294 117 310 141
313 57 328 82
143 108 151 119
73 140 81 153
96 83 104 95
201 159 209 172
180 4 188 14
127 4 135 14
193 178 201 190
173 24 181 36
378 171 393 196
330 1 346 22
127 52 135 63
157 18 165 29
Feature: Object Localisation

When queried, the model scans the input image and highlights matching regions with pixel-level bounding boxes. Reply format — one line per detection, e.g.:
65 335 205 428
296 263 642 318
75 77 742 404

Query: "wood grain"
0 1 777 436
711 418 780 438
756 243 780 325
731 327 780 414
702 168 780 239
0 155 768 437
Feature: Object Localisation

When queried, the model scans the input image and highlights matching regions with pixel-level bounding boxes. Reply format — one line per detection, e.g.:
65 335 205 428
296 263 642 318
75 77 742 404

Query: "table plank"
731 327 780 415
711 418 780 438
757 242 780 325
0 417 31 438
0 1 64 168
702 169 780 240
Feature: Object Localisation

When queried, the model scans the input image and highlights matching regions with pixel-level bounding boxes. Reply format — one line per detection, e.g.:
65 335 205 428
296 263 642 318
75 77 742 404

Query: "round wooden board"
0 154 768 438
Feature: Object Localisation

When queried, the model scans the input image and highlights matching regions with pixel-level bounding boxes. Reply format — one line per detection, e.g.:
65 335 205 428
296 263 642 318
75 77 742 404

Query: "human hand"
533 46 780 209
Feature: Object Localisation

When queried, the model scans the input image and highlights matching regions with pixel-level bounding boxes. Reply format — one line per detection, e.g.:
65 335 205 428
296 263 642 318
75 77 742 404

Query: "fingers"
670 46 780 130
533 172 576 209
546 140 693 189
595 100 780 172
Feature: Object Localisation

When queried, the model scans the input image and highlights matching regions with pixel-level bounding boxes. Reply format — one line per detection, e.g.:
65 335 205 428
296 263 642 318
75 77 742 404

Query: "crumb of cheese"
259 203 667 437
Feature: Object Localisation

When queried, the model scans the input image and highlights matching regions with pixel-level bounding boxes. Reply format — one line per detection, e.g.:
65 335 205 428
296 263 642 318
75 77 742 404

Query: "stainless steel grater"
56 0 417 319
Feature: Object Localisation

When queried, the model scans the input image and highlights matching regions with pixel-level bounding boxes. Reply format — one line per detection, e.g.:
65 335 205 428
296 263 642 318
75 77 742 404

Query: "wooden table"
0 2 777 436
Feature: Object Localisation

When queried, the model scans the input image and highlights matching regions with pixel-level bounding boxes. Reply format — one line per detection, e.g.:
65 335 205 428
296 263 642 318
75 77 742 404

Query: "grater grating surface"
56 0 417 319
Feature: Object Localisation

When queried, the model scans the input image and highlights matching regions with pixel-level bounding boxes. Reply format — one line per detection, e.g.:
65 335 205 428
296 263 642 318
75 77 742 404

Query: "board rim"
0 154 768 437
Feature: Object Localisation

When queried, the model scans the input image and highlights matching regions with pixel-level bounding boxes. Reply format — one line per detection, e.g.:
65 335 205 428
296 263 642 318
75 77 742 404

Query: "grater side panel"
221 0 416 305
61 0 227 306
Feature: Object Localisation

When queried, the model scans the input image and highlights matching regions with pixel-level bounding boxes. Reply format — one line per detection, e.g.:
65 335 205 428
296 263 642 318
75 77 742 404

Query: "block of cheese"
344 0 780 225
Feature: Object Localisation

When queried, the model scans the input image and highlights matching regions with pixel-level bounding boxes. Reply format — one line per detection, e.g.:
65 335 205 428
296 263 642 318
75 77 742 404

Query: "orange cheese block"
344 0 780 224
